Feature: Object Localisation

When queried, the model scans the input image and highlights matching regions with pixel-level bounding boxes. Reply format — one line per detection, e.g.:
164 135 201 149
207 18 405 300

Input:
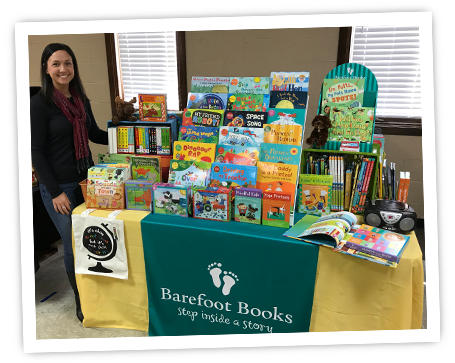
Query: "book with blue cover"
168 160 212 187
187 93 228 110
269 91 308 109
223 110 268 128
190 76 230 93
219 126 264 147
228 77 270 94
266 108 306 127
259 143 302 165
269 72 310 92
178 125 219 144
208 162 258 188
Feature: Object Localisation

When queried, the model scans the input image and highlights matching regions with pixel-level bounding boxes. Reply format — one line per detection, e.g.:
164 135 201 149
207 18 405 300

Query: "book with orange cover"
138 94 167 122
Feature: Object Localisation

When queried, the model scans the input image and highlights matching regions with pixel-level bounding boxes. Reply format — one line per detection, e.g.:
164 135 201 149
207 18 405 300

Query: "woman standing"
31 43 109 323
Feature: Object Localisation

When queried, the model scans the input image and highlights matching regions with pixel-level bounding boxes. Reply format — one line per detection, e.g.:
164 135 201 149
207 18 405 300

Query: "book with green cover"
178 125 219 144
131 156 161 182
328 107 375 143
190 76 230 93
98 153 133 165
321 78 365 109
168 159 211 187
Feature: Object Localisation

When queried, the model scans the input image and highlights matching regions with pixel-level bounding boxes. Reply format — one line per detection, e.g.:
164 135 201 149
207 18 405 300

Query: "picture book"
98 153 133 165
178 125 219 144
87 166 129 185
131 156 161 182
226 93 270 112
125 180 154 211
85 182 125 210
117 126 135 153
297 174 333 216
228 77 270 94
270 72 310 92
262 191 291 229
218 126 264 147
215 145 260 165
193 187 232 222
259 143 302 165
256 161 299 211
269 91 308 109
173 141 217 163
234 187 262 224
266 108 306 127
328 107 375 143
186 93 228 110
223 110 268 128
95 163 132 181
321 79 365 108
138 94 167 122
168 159 211 187
152 183 190 217
190 76 230 93
208 162 258 188
182 108 224 127
263 124 303 145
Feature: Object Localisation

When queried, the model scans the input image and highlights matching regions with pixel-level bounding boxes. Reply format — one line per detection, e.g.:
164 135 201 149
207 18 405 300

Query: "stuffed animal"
306 114 333 148
112 96 137 125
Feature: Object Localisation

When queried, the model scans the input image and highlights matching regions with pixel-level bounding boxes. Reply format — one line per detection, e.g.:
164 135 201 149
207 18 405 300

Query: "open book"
283 211 410 268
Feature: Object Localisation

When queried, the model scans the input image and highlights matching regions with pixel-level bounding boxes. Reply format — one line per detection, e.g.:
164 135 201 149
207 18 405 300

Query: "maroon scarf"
52 87 90 173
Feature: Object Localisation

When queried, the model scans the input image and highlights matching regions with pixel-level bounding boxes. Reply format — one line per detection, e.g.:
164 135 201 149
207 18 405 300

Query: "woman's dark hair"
39 43 88 104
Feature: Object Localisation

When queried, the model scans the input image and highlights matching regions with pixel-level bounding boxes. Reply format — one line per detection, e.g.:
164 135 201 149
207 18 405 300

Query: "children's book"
208 162 258 188
187 93 228 110
182 108 224 127
215 145 260 165
85 182 125 210
190 76 230 93
87 166 129 185
266 108 306 127
168 160 211 187
138 94 167 122
117 126 135 153
131 156 161 182
218 127 264 147
125 180 154 211
297 174 333 216
228 77 270 94
234 187 262 224
269 91 308 109
262 191 292 228
178 125 219 144
328 107 375 143
193 187 232 222
98 153 133 165
223 110 268 128
173 141 217 163
152 183 190 217
226 93 270 112
321 79 365 108
269 72 310 92
95 163 132 181
259 143 302 166
263 124 303 145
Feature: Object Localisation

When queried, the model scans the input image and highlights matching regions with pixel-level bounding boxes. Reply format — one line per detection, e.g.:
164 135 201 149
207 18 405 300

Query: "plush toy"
112 96 137 125
306 114 333 148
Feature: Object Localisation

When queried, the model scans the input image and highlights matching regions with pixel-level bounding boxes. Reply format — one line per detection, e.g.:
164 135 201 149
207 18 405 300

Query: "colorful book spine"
403 172 410 203
358 159 375 212
350 158 367 213
397 171 405 202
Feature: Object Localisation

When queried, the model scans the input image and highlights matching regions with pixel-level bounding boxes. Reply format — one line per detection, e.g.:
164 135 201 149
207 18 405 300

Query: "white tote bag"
72 209 128 279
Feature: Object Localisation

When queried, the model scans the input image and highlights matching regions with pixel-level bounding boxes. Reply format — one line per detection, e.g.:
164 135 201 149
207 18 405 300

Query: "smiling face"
46 50 74 94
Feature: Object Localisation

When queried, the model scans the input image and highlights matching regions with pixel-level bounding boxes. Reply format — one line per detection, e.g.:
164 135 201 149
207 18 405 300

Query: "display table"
72 204 424 334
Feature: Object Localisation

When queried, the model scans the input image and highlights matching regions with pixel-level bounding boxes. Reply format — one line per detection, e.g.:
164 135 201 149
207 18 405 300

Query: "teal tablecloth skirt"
141 213 319 336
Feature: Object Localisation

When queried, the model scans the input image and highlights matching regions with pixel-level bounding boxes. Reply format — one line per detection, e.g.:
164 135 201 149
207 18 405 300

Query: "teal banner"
141 214 319 336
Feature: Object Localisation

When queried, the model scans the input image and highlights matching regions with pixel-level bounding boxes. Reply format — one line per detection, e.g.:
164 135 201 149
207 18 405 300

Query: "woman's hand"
52 192 71 215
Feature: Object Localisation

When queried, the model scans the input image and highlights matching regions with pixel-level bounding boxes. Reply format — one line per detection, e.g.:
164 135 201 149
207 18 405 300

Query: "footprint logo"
208 262 222 288
221 271 239 296
208 262 239 296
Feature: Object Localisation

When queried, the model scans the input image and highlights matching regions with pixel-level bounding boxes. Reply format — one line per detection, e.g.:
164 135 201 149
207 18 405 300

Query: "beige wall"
28 29 424 217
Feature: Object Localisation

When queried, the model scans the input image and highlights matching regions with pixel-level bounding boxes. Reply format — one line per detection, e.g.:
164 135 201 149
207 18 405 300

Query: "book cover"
328 107 375 143
228 77 270 94
263 124 303 145
153 184 190 217
87 166 129 185
178 125 219 144
173 141 217 163
256 161 299 211
226 93 270 112
190 76 230 93
223 110 268 128
234 187 262 224
125 180 154 211
186 93 228 110
168 160 211 187
138 94 167 122
269 72 310 92
208 162 258 188
266 108 306 127
297 174 333 216
321 79 365 108
218 126 264 147
259 143 302 165
131 156 161 182
215 145 260 165
262 191 291 228
269 91 308 109
193 187 232 222
182 108 224 127
98 153 133 165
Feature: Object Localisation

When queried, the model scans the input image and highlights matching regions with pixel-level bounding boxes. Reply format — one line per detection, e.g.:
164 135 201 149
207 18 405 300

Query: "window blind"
350 26 421 120
117 32 179 110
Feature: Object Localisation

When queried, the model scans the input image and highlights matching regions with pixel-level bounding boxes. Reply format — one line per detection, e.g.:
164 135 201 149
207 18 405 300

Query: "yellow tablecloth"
72 205 424 332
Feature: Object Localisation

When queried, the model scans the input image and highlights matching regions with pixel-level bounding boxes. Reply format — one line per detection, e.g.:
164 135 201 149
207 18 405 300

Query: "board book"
270 72 310 92
297 174 333 216
94 163 132 181
223 110 268 128
168 160 211 187
125 180 154 211
178 125 219 144
226 93 270 112
269 91 308 109
98 153 133 165
193 186 232 222
85 181 125 210
234 187 262 224
152 183 190 217
266 108 306 127
215 145 260 165
182 108 224 127
87 166 129 185
131 156 161 182
228 77 270 94
328 107 375 143
262 191 291 228
208 162 258 188
117 126 135 153
173 141 217 163
263 124 303 145
259 143 302 166
219 126 264 147
190 76 230 93
138 94 167 122
186 93 228 110
321 79 365 108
